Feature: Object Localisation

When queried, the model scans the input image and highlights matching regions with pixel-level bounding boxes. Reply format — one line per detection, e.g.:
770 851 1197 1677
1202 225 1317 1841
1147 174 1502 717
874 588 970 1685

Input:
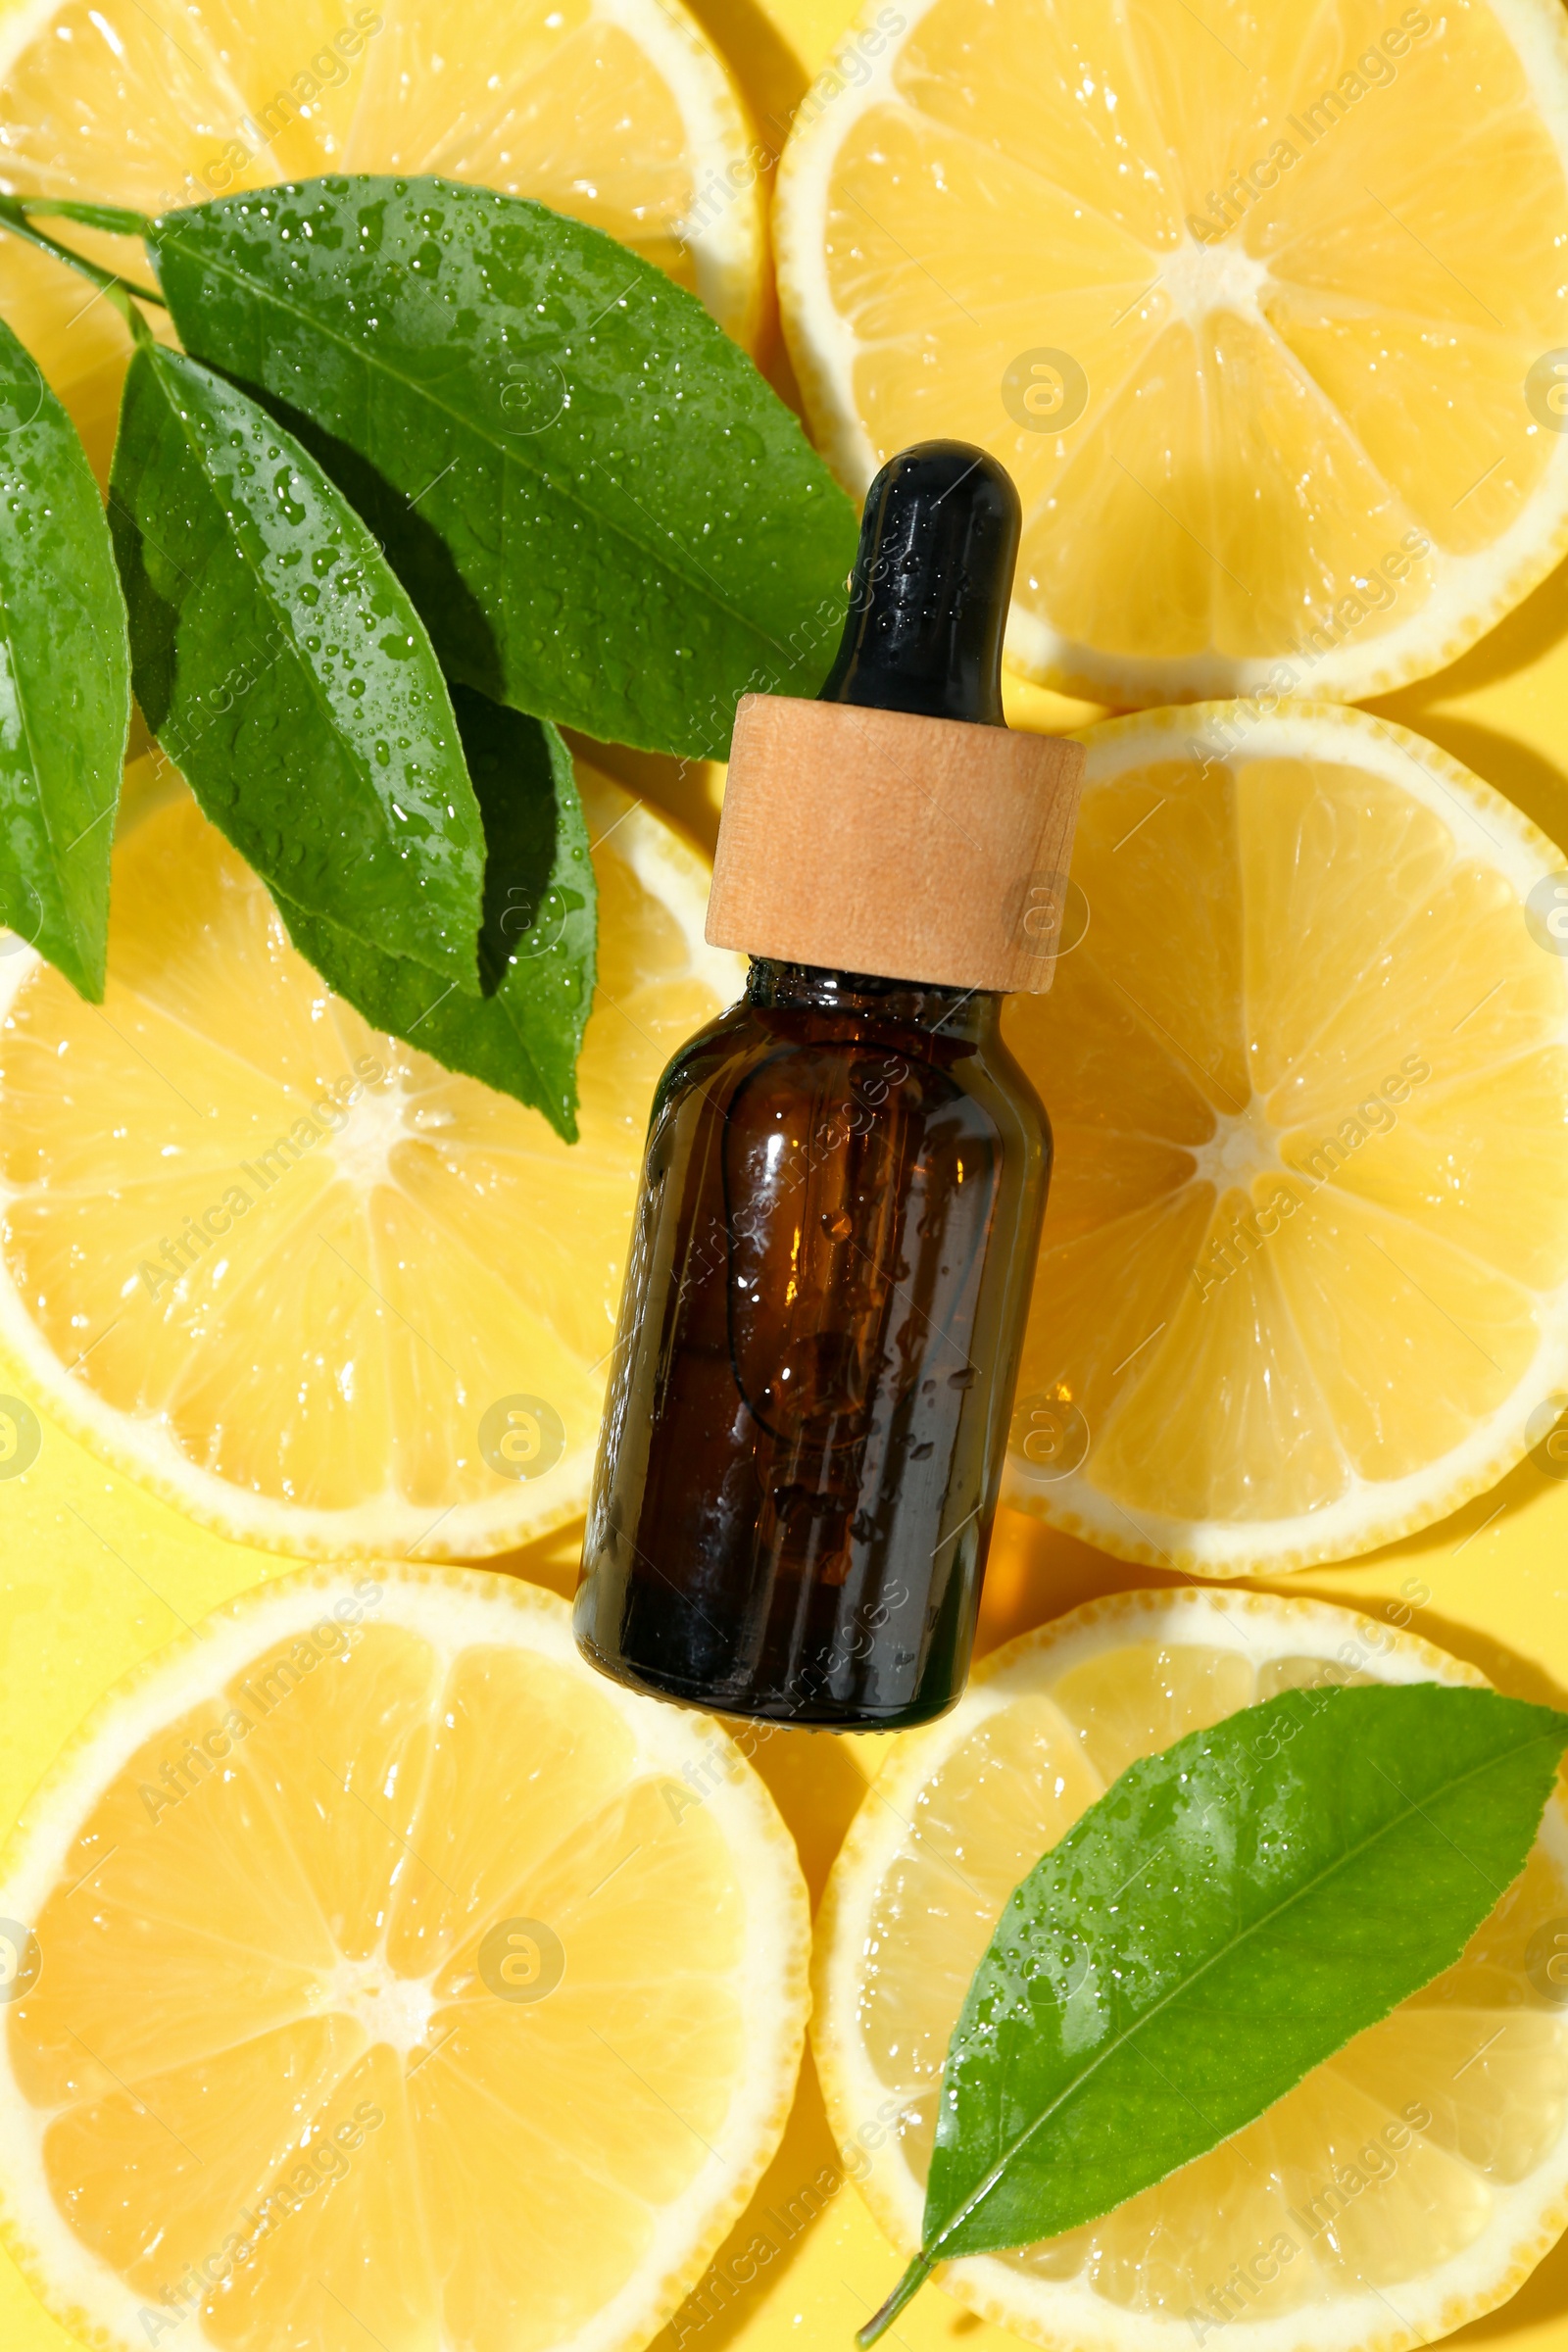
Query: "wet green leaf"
110 339 484 992
276 693 595 1141
0 312 128 1000
151 175 859 758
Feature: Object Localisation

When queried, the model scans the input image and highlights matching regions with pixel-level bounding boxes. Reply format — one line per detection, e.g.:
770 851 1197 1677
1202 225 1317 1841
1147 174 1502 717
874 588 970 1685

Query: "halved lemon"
774 0 1568 705
999 701 1568 1575
0 758 742 1557
813 1584 1568 2352
0 1563 810 2352
0 0 764 480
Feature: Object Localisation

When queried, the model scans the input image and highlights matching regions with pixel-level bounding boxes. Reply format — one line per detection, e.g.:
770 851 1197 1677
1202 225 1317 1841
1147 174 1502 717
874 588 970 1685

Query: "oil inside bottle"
575 956 1048 1726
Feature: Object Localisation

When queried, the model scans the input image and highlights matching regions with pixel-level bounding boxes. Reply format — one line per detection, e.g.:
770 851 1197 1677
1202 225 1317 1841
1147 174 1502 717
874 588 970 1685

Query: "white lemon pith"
0 762 742 1558
812 1586 1568 2352
0 0 764 482
1000 701 1568 1576
775 0 1568 705
0 1565 810 2352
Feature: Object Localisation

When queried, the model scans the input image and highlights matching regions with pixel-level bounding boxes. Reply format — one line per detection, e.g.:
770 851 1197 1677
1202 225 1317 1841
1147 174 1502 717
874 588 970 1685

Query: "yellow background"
5 1 1568 2348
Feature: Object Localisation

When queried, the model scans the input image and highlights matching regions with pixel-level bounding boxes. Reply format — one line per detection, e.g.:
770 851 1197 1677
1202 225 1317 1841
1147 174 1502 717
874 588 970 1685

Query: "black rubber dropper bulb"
815 438 1022 726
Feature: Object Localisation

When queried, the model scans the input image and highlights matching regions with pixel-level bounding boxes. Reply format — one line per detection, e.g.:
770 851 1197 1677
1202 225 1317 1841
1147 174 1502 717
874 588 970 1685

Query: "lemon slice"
0 0 763 480
0 1563 809 2352
813 1584 1568 2352
998 701 1568 1576
0 759 742 1558
774 0 1568 705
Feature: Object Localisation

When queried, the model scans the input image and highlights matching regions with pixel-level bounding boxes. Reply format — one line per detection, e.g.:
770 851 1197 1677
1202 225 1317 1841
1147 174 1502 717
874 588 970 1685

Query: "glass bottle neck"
746 957 1002 1044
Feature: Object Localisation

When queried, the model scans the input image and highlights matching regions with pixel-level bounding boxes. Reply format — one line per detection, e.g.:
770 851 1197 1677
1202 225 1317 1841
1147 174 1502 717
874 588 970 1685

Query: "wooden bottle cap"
706 694 1085 994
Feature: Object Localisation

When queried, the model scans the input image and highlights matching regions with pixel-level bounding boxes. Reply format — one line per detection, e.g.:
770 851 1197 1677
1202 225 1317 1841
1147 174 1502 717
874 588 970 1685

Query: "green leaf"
150 175 859 758
0 313 129 1000
275 692 595 1142
864 1682 1568 2342
109 338 485 993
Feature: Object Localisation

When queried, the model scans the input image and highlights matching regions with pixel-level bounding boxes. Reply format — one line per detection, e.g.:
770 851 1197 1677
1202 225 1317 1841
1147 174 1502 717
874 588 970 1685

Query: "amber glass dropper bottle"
574 441 1084 1731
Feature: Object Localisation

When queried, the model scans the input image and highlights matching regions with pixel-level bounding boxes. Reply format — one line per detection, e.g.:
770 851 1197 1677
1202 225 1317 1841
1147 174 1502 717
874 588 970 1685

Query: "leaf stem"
857 2253 934 2346
0 197 167 318
11 194 158 238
